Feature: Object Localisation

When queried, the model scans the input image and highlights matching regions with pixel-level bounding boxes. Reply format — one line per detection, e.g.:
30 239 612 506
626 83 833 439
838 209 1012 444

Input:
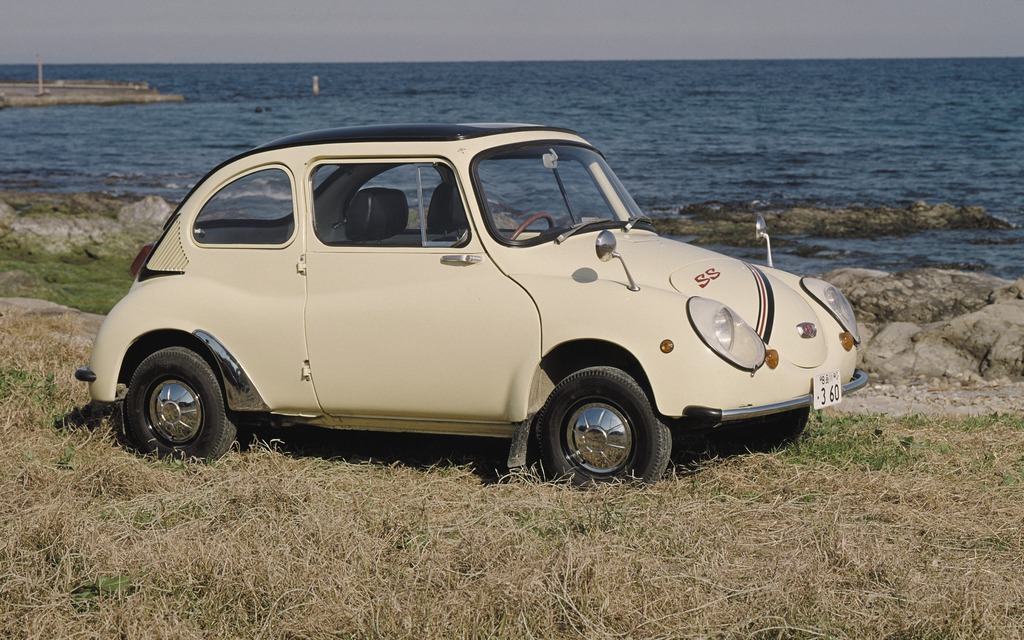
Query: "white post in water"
312 75 320 96
37 53 43 95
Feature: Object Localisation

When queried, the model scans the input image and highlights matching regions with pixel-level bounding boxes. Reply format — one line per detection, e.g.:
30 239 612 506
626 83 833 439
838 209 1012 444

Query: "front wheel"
537 367 671 485
124 347 236 460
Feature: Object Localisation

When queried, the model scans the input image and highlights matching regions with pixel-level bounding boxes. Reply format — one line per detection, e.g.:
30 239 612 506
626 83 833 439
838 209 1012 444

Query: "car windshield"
475 144 647 243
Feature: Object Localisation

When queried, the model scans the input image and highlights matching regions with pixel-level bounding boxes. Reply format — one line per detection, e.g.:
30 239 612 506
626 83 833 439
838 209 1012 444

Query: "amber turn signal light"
660 339 674 354
764 348 779 369
839 332 856 352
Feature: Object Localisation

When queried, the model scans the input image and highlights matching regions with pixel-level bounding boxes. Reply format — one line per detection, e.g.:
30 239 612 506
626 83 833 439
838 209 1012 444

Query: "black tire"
124 347 236 460
537 366 671 485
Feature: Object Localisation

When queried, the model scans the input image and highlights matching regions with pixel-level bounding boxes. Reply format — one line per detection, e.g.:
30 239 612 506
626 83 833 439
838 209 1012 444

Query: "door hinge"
297 254 307 275
301 360 312 381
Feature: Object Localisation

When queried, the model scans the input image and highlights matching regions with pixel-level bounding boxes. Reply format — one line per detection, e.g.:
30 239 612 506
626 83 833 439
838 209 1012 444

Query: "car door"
182 164 317 413
303 160 540 422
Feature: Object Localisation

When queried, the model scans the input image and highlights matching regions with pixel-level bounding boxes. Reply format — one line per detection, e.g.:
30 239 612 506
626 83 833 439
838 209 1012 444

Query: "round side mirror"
755 214 768 241
754 214 774 268
595 230 617 262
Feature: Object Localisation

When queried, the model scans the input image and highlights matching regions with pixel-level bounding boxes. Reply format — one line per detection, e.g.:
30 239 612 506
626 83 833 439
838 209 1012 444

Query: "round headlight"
713 306 735 350
688 297 766 372
800 277 860 343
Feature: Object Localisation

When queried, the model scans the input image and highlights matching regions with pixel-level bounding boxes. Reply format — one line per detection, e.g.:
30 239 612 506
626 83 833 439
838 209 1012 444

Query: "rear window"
193 168 295 245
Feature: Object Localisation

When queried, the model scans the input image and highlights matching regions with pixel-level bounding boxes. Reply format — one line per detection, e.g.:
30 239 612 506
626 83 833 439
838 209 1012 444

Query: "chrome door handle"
441 254 482 265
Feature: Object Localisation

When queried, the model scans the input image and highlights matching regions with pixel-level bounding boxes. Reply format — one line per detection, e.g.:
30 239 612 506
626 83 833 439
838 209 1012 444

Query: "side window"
193 168 295 245
311 162 468 247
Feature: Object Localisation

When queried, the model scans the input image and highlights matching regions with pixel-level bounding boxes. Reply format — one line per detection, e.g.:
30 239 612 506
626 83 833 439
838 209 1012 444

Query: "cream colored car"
75 124 866 484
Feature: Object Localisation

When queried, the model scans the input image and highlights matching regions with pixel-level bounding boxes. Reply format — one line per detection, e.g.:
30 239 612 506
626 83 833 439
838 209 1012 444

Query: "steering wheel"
509 212 555 240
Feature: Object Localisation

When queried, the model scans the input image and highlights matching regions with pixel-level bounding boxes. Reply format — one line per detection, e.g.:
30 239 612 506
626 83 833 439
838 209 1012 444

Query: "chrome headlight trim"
687 297 766 372
800 277 860 344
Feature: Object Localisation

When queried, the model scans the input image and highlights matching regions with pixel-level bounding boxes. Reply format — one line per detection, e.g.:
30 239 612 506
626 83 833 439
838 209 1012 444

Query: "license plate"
813 370 842 410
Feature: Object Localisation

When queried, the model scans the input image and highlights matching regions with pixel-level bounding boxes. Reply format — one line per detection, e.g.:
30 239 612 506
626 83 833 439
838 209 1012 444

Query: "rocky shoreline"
823 267 1024 416
653 201 1014 246
0 191 171 252
1 191 1021 416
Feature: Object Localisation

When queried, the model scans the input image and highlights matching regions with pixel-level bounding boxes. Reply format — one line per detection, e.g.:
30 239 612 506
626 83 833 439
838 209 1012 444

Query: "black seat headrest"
426 182 467 236
345 188 408 242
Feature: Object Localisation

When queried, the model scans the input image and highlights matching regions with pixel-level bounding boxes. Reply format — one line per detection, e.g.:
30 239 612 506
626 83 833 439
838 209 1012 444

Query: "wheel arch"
118 330 213 387
528 339 653 415
118 329 270 413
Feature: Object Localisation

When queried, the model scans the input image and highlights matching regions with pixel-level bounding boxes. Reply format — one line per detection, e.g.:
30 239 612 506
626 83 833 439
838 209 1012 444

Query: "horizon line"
2 54 1022 66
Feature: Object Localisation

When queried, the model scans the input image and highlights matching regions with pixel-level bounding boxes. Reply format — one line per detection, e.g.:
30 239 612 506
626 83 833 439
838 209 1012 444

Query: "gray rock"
942 300 1024 380
824 267 1010 324
826 267 1024 384
9 215 120 252
0 296 104 345
657 201 1011 246
860 321 923 379
990 277 1024 304
1 193 166 253
117 195 171 228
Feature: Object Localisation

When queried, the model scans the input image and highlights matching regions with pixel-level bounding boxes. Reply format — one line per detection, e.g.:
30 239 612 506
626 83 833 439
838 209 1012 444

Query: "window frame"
307 157 471 249
470 141 637 247
191 164 298 248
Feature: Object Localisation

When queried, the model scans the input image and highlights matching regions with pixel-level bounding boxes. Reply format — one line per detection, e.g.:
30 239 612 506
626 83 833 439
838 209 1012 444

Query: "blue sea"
1 59 1021 277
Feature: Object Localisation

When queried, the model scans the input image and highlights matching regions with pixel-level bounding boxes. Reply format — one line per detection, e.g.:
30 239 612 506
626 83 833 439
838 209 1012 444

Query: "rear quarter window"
193 168 295 245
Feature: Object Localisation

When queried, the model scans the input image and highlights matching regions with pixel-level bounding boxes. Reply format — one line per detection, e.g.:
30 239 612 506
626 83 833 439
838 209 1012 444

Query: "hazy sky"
3 0 1023 64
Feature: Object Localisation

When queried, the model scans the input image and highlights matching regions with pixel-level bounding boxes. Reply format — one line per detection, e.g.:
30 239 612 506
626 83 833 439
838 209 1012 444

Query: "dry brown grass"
2 311 1023 639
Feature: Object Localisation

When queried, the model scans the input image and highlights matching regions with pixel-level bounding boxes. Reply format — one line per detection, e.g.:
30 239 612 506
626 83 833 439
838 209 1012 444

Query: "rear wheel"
124 347 236 460
537 367 671 485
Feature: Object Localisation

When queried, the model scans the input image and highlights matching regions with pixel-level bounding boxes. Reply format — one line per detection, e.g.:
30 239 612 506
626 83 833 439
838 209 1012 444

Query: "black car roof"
256 123 578 151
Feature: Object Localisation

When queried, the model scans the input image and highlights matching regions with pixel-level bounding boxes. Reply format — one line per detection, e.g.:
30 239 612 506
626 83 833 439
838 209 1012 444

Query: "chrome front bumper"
682 369 869 426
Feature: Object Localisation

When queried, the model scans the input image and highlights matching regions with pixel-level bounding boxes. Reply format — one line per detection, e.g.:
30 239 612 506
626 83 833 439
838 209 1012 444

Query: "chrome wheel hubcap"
565 403 633 474
149 380 203 444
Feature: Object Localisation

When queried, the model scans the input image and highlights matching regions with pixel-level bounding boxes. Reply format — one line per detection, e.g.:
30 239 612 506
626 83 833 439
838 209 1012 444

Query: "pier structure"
0 80 184 108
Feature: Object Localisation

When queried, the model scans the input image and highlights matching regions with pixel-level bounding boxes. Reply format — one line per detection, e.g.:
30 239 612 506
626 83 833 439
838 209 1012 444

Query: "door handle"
441 254 482 265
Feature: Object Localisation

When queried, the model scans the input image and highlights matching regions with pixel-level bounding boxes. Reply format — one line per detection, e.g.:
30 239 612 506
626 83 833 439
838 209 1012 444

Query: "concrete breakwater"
0 80 184 107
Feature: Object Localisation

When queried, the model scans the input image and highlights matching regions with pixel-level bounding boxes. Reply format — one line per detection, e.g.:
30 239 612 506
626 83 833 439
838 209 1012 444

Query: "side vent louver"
147 217 189 273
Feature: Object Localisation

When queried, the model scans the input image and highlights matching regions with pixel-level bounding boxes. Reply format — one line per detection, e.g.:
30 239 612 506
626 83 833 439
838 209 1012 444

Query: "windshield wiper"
624 214 654 232
554 216 656 245
554 219 614 244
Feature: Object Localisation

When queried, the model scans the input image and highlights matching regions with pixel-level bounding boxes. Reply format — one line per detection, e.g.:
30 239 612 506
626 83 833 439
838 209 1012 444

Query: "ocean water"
1 59 1021 277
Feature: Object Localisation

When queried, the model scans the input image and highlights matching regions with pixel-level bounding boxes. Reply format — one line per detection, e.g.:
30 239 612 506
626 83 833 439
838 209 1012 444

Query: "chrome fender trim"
193 330 271 412
683 369 869 426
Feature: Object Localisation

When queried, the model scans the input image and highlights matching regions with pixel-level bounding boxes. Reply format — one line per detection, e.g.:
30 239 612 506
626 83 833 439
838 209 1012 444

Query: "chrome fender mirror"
755 214 774 268
595 229 617 262
595 230 640 292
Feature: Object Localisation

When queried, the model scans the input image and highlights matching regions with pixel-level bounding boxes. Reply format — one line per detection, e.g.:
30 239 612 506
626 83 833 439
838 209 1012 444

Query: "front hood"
490 231 828 369
670 258 826 368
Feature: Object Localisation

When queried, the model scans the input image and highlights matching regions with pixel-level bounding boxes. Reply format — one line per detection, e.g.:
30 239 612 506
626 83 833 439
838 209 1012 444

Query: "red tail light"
130 242 155 277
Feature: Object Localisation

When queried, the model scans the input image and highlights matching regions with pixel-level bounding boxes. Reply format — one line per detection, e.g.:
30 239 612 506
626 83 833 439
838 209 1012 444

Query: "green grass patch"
0 246 135 314
0 368 57 405
783 413 926 471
